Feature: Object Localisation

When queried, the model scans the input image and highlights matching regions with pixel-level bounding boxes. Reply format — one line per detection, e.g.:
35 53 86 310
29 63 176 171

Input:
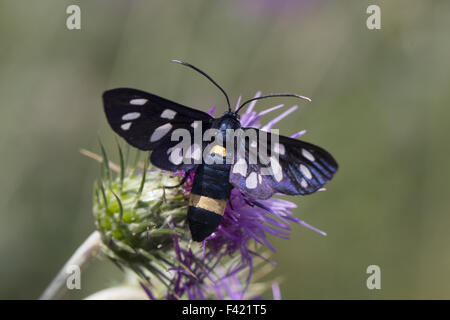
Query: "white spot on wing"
273 143 285 155
300 164 313 180
130 99 148 105
246 172 258 189
302 149 315 162
270 156 283 182
300 178 308 188
186 144 202 162
121 122 132 130
232 158 248 177
150 123 172 142
161 109 177 119
122 112 141 121
169 147 183 165
258 174 262 184
191 121 200 129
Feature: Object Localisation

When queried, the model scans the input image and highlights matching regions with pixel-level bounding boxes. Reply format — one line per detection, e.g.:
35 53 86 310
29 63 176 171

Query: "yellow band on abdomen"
189 194 227 216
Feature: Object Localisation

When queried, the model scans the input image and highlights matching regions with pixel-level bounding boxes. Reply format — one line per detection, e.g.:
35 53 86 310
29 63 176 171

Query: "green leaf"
98 138 112 185
115 137 125 192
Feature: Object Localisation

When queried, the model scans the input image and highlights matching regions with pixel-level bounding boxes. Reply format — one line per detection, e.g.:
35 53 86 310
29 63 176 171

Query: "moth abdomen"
188 164 232 241
190 164 232 199
187 195 227 242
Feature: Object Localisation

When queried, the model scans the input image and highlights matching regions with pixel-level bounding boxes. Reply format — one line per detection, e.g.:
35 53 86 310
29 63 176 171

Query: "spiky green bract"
92 147 189 285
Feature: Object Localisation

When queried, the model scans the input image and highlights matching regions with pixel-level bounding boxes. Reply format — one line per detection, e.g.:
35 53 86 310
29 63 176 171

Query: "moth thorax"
210 145 227 157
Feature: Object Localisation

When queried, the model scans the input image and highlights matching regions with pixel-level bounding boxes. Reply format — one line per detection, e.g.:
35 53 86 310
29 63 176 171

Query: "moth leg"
241 192 255 207
244 199 254 207
164 170 191 189
240 192 274 214
228 197 234 211
162 170 191 202
246 199 274 214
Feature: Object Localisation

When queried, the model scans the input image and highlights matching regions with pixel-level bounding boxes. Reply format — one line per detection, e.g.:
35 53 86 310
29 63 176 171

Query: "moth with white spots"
102 61 338 241
104 87 338 199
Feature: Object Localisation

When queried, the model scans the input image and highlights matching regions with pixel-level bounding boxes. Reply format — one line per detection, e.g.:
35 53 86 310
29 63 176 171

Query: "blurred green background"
1 0 450 299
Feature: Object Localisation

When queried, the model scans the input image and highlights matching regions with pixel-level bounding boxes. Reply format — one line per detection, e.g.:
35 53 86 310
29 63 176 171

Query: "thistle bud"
92 149 189 279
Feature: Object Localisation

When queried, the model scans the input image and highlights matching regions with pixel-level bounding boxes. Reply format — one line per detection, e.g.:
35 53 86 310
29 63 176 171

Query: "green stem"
39 231 103 300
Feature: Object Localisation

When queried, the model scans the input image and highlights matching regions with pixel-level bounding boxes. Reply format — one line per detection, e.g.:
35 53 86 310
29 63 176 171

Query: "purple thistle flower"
142 93 326 300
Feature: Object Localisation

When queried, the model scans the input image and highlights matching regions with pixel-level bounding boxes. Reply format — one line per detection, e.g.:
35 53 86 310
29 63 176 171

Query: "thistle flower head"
91 93 325 299
93 160 188 280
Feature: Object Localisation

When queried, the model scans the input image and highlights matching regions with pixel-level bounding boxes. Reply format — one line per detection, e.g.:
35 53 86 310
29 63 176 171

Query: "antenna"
171 60 231 111
236 93 311 114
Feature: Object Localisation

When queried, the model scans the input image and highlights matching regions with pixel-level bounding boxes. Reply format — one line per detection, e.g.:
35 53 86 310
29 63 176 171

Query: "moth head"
223 110 240 120
217 111 241 130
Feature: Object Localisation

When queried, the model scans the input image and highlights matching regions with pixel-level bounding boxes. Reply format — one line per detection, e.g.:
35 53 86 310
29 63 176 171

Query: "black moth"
103 60 338 242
